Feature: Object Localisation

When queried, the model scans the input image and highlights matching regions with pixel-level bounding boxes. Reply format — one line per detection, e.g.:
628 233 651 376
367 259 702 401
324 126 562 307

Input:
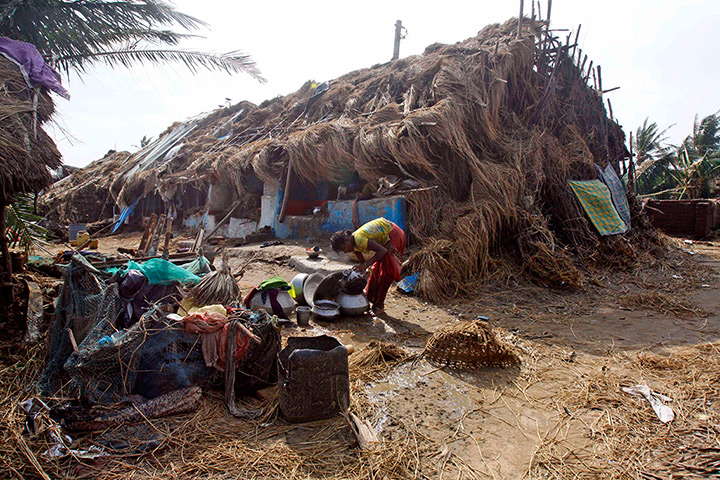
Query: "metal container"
312 300 341 322
336 292 369 316
303 272 325 307
296 306 311 326
290 273 309 306
278 335 349 423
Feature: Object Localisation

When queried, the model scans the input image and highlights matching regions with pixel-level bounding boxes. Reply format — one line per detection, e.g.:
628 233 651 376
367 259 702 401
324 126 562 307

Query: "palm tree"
0 0 265 266
0 0 264 80
633 118 672 166
635 113 720 199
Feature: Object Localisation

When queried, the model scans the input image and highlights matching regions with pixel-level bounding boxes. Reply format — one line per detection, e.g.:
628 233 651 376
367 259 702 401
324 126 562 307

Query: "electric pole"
392 20 403 61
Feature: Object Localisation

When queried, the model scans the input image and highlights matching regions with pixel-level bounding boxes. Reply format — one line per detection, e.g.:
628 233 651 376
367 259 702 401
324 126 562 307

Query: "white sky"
48 0 720 168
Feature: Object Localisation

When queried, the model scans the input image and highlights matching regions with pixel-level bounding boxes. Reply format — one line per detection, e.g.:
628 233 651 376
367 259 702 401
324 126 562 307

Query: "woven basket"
424 320 519 369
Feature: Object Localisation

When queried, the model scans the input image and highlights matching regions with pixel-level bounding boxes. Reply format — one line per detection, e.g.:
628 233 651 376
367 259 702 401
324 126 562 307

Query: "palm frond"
57 46 265 81
5 194 48 253
0 0 264 80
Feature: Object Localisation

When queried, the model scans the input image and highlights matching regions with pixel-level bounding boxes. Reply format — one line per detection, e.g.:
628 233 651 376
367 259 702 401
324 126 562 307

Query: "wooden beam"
162 216 173 260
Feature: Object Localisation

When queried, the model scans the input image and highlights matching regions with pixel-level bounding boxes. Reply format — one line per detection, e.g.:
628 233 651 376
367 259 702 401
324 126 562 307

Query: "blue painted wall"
274 195 407 239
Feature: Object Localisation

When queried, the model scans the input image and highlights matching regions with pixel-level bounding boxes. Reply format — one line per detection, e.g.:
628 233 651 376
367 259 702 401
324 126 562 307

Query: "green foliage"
635 112 720 199
5 194 48 253
0 0 263 80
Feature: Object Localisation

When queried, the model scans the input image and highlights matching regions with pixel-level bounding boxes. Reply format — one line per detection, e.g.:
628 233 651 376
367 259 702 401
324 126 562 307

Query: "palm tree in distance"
632 118 671 166
0 0 264 80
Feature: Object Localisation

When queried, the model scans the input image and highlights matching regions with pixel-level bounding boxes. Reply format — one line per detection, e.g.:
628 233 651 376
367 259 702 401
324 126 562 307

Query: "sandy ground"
42 230 720 477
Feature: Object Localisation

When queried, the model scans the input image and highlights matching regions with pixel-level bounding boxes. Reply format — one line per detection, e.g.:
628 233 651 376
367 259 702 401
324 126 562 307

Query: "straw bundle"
187 256 240 306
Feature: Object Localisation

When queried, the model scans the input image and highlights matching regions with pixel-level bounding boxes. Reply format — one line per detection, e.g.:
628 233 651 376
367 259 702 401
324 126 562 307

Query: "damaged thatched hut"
0 39 67 279
45 18 645 300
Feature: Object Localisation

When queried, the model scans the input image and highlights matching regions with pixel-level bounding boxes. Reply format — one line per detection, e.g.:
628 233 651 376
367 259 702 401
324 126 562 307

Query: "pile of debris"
43 17 652 302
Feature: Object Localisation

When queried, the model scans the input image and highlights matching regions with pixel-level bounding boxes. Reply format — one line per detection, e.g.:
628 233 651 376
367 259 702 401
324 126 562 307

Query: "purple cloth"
0 37 70 99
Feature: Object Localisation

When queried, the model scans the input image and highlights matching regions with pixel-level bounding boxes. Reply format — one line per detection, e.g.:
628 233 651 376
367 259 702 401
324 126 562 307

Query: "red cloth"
366 222 406 308
181 312 258 371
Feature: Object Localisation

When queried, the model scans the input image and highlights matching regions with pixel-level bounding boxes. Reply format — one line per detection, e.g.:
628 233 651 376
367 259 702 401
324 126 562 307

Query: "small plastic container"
296 306 311 326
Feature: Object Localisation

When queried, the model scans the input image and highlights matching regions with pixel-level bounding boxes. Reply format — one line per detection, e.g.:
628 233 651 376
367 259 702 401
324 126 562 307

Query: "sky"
47 0 720 168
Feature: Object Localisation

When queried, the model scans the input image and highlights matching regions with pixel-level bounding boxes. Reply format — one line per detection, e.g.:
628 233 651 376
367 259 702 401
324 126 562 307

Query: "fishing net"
41 255 280 404
424 320 520 369
38 256 117 395
64 308 214 403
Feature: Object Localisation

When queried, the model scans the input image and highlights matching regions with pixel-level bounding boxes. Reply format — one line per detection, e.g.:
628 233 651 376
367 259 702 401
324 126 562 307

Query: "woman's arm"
362 239 388 268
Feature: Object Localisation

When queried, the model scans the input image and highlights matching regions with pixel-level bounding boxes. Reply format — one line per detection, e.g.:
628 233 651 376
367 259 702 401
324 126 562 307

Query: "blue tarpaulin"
112 198 139 233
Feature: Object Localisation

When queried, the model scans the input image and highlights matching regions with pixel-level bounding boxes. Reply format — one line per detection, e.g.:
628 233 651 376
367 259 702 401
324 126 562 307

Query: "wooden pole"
162 216 173 260
202 199 243 246
607 98 614 120
138 213 157 256
517 0 524 38
147 214 166 257
629 131 636 192
392 20 403 61
0 199 11 283
572 24 581 61
546 0 553 29
531 0 535 21
597 65 603 93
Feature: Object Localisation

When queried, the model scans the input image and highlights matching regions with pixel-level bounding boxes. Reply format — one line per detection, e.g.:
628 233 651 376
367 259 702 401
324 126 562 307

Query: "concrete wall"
182 213 258 239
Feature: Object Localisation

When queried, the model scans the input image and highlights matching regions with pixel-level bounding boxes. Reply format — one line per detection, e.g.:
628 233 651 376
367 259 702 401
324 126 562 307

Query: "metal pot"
303 272 325 307
335 292 369 316
290 273 309 305
312 300 341 322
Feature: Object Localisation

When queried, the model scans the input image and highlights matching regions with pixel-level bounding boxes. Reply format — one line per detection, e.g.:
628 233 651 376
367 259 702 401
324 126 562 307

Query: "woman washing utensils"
330 217 405 316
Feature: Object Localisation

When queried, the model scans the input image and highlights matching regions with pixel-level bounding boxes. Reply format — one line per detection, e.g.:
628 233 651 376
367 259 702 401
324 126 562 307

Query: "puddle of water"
364 360 479 433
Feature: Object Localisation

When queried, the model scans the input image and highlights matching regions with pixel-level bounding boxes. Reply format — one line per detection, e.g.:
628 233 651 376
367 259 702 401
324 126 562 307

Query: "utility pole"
517 0 524 38
392 20 403 61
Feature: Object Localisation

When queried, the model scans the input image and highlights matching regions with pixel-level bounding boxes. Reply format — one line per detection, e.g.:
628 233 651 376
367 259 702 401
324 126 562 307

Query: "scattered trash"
397 272 419 294
622 384 674 423
260 240 283 248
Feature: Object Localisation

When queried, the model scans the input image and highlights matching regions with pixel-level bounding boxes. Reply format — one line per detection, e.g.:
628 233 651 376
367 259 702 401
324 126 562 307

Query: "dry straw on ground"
531 343 720 479
1 338 440 479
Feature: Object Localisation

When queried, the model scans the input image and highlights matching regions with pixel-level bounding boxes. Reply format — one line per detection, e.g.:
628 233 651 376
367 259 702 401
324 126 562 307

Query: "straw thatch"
45 17 646 299
0 56 61 202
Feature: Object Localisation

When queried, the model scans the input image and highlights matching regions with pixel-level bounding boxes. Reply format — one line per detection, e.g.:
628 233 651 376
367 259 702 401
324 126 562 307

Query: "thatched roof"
0 56 61 202
42 150 131 224
45 18 645 299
